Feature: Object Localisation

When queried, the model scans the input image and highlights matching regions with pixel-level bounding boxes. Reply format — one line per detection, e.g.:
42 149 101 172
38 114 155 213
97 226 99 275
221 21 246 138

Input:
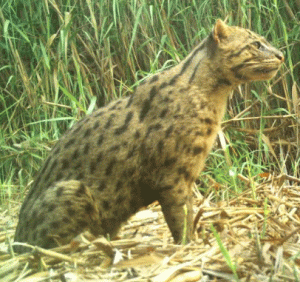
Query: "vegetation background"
0 0 299 205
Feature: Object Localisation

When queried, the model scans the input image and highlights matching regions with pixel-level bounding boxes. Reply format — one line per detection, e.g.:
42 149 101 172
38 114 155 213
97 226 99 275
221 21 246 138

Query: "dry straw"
1 174 300 281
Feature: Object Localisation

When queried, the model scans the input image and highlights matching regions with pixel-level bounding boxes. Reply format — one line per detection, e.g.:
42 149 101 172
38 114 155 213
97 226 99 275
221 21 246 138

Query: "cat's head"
209 19 284 83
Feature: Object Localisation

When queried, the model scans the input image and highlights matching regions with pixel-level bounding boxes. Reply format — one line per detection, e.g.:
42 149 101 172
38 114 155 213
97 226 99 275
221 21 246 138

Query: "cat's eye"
253 41 262 49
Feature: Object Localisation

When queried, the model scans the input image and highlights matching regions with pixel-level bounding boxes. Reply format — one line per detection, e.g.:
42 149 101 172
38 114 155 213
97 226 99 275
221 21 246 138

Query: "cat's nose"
276 51 284 62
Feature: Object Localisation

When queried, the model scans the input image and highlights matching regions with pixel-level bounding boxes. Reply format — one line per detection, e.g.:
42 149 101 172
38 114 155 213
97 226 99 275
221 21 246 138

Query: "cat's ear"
213 19 230 44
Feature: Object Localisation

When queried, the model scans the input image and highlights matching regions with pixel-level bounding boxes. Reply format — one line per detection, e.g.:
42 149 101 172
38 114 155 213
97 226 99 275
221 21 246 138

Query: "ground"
1 173 300 281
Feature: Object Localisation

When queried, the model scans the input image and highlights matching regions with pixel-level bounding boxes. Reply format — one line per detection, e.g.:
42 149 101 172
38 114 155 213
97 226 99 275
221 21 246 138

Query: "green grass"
0 0 299 205
211 223 239 280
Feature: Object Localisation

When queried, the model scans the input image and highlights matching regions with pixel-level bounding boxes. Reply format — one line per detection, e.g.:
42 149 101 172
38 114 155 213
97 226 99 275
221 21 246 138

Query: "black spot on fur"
149 75 159 83
52 146 61 155
30 216 38 230
139 86 158 122
184 171 192 181
126 95 134 108
48 204 56 212
78 220 88 230
173 177 180 185
205 118 213 124
90 160 96 173
96 152 103 163
165 125 174 138
123 167 135 177
160 185 173 191
73 125 82 134
97 135 104 146
169 75 178 86
62 217 70 223
55 172 63 181
34 174 42 188
129 198 140 212
178 166 192 181
40 156 52 175
104 114 115 129
95 110 105 117
93 120 100 129
32 232 37 241
164 157 177 167
217 78 232 86
67 207 75 216
64 138 76 149
178 167 186 175
139 143 147 155
157 140 164 154
109 104 117 111
115 181 123 191
175 140 180 152
72 149 80 160
65 200 72 206
193 146 204 155
139 100 151 122
163 96 171 102
98 181 106 191
56 186 64 197
50 221 60 229
76 171 84 180
146 123 162 137
49 160 58 172
105 158 117 176
200 118 213 124
127 147 135 158
109 145 120 152
168 44 205 86
189 60 201 83
78 220 88 228
83 143 90 154
39 228 48 238
116 194 125 204
139 79 147 86
61 159 70 170
159 108 168 118
195 131 204 136
134 130 141 139
85 202 94 214
76 183 86 197
179 87 190 93
174 114 183 119
103 200 110 210
114 111 134 135
230 63 249 80
159 82 168 89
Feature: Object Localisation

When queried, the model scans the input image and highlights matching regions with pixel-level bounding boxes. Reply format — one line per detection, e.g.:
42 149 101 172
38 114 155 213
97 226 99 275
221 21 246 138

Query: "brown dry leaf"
91 237 114 258
116 252 164 267
259 172 271 178
34 246 76 264
169 270 202 282
261 133 278 162
261 242 273 265
151 262 192 282
3 174 300 281
292 81 299 117
19 271 62 282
